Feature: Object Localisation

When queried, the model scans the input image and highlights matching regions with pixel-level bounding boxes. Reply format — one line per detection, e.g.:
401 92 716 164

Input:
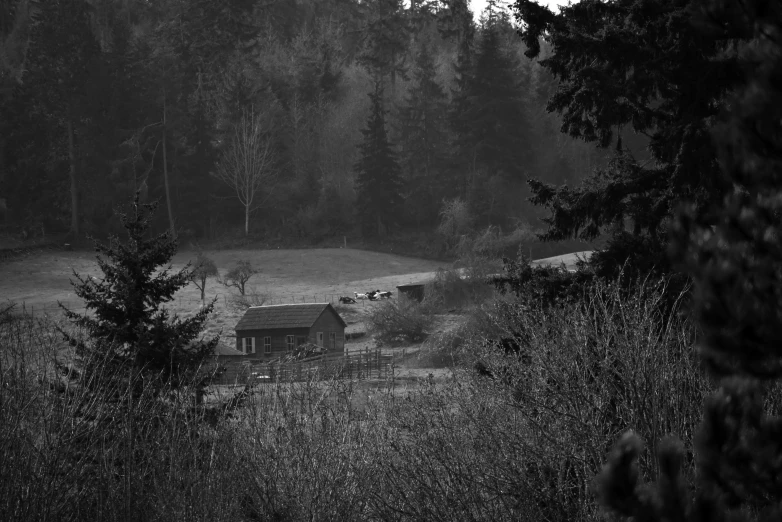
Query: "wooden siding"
309 308 345 353
236 327 309 359
236 306 346 357
397 283 426 302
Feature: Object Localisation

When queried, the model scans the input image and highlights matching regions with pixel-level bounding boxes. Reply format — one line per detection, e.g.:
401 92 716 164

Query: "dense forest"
0 0 615 245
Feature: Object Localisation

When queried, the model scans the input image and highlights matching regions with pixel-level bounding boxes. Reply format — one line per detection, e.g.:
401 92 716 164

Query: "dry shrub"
365 299 433 345
0 311 241 522
460 276 707 519
424 258 496 312
0 274 709 522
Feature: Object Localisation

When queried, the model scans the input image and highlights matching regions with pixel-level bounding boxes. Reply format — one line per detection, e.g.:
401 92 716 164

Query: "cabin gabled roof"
235 303 347 331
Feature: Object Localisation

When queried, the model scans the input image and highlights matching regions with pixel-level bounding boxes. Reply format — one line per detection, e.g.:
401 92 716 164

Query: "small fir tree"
354 82 404 237
59 192 218 393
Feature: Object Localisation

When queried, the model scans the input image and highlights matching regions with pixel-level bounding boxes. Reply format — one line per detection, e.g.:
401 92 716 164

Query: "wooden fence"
214 348 392 385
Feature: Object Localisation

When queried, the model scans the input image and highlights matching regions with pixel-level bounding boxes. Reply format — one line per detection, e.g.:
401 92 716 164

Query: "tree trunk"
162 89 176 238
67 119 79 236
245 204 250 235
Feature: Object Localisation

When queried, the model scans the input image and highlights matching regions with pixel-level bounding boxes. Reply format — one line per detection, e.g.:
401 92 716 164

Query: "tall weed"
0 276 708 521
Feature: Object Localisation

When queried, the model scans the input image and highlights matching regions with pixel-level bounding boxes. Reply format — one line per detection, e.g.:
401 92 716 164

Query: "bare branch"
211 106 279 234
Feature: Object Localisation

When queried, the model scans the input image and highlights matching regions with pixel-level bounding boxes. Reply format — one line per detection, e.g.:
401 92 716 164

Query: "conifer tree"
595 1 782 520
60 192 218 393
470 2 531 182
515 0 740 276
354 82 404 236
450 3 532 224
397 42 450 226
358 0 411 92
449 26 476 197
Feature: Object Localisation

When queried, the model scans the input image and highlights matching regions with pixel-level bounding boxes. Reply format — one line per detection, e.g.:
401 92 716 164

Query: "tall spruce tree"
449 22 476 197
595 1 782 520
515 0 741 276
358 0 411 92
21 0 102 238
450 3 532 225
397 42 450 226
60 192 218 394
471 3 531 183
354 82 404 236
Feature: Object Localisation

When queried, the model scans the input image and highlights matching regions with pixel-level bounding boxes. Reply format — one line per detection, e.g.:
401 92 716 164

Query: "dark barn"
396 282 428 302
235 303 347 357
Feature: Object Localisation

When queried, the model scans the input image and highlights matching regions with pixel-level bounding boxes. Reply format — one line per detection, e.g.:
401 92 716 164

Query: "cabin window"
286 335 295 351
264 336 271 354
317 332 324 347
330 332 336 350
242 337 255 354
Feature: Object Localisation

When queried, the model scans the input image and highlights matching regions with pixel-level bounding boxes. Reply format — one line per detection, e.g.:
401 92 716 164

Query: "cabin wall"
310 310 345 353
236 327 310 358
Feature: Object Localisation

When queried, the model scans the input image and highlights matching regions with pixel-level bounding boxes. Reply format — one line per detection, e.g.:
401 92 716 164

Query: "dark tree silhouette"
354 82 404 237
59 192 218 394
596 1 782 520
515 0 741 276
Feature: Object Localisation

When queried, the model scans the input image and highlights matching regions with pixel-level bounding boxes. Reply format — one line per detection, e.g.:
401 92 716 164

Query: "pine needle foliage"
515 0 741 275
59 192 218 393
595 1 782 520
354 81 404 236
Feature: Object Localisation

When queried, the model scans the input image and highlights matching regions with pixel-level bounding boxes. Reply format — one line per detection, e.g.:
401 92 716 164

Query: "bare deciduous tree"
212 106 278 235
189 252 218 303
220 260 258 296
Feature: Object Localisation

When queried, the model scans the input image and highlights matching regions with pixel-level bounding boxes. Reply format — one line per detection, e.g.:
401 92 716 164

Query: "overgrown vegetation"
2 267 714 521
4 0 781 519
365 298 434 345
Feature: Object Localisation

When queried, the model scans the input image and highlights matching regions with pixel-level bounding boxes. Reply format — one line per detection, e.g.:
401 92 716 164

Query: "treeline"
0 0 607 243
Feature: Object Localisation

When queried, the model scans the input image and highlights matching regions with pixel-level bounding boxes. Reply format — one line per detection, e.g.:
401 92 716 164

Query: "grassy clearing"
0 247 446 312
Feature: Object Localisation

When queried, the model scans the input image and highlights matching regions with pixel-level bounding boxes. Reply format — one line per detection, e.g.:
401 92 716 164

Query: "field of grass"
0 247 463 365
0 247 447 309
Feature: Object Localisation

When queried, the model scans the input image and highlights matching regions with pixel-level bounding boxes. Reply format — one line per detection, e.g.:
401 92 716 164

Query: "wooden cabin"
234 303 347 358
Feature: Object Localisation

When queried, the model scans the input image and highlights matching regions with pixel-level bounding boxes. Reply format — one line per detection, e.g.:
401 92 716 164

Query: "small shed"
235 303 347 358
210 343 248 384
396 282 428 302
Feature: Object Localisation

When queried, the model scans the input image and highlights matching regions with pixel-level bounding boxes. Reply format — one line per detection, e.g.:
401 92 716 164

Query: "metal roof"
235 303 346 331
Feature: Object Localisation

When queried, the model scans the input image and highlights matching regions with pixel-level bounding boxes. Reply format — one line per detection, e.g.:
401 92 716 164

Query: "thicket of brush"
1 269 716 521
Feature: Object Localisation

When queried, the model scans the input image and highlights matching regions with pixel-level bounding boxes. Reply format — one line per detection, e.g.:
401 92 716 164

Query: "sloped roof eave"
234 303 346 331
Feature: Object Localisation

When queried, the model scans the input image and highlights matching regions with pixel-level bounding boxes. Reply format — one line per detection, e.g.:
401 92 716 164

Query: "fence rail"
214 348 392 385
